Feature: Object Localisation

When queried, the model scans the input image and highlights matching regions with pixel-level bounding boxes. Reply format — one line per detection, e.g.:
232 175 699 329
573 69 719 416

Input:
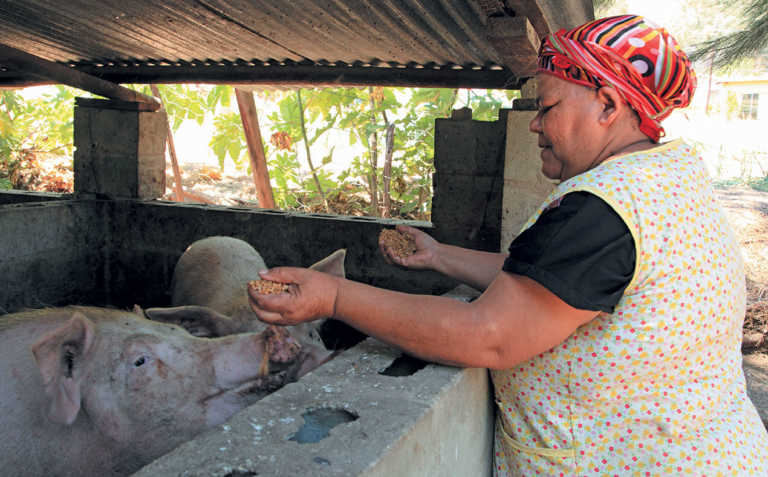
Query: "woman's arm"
381 225 507 291
248 267 598 369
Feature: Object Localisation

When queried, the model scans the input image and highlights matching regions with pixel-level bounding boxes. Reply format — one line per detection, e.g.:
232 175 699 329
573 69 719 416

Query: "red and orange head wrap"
538 15 697 142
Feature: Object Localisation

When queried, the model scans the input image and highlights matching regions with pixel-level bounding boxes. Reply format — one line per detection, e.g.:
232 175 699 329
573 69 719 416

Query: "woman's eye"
134 357 147 367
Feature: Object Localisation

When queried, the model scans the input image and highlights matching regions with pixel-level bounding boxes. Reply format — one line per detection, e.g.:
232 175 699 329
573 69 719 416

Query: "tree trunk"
296 89 330 212
368 87 379 216
150 84 184 202
416 185 427 221
381 122 395 218
235 88 276 209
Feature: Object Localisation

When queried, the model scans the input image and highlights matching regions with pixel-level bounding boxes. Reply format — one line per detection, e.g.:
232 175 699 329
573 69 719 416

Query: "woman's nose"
529 112 542 134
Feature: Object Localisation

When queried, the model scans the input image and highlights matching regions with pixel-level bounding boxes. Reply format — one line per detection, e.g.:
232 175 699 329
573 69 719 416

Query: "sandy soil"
716 186 768 352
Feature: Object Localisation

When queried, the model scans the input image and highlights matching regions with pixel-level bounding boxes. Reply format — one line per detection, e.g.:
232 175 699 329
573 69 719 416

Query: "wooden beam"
486 16 540 77
0 63 522 90
503 0 551 39
0 42 160 110
505 0 594 39
235 89 276 209
150 85 185 202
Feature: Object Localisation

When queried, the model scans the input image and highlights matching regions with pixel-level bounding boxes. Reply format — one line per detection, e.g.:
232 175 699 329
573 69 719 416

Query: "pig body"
170 236 269 332
0 306 315 477
148 237 363 349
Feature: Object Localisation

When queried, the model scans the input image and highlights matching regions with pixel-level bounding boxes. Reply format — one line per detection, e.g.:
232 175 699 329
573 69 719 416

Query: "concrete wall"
432 110 507 252
0 200 108 313
500 110 555 250
0 198 459 313
105 200 457 310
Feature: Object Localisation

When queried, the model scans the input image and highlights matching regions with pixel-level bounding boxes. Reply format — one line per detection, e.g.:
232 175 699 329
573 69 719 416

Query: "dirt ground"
715 186 768 354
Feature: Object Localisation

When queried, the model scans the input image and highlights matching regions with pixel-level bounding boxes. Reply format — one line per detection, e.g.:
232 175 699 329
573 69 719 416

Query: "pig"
0 305 324 477
145 236 365 349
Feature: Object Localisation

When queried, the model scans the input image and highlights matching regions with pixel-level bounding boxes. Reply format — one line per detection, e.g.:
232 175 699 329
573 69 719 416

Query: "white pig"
0 306 324 477
145 236 364 349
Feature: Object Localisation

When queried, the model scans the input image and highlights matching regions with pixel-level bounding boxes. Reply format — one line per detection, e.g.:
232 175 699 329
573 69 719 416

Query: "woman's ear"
595 86 626 125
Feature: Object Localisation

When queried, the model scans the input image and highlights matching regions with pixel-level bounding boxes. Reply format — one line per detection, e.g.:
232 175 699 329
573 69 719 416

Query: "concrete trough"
133 328 494 477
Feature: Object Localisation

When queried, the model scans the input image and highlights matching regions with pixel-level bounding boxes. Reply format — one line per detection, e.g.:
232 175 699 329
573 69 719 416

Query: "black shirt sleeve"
502 191 636 313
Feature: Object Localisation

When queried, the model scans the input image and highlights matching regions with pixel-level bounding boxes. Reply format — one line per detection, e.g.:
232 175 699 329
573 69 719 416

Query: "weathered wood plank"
0 43 160 110
486 16 540 77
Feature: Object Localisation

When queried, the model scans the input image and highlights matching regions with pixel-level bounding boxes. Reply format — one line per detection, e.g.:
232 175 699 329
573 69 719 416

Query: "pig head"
0 306 311 477
145 236 365 350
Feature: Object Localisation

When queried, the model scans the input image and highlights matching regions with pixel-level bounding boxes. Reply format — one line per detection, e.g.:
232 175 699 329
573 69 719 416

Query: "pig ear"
30 311 95 426
309 249 346 278
144 305 234 337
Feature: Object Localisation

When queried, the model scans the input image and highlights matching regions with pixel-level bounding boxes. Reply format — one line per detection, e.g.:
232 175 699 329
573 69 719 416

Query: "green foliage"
267 148 302 209
1 83 516 218
749 175 768 192
0 86 77 189
210 112 247 169
690 0 768 69
133 84 233 130
459 89 518 121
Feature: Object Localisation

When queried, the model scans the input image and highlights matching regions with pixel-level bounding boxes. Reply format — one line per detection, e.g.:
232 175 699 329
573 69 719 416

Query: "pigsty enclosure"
0 98 552 475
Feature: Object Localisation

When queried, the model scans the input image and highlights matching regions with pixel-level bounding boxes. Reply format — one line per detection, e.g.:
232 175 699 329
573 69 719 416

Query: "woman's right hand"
380 225 441 271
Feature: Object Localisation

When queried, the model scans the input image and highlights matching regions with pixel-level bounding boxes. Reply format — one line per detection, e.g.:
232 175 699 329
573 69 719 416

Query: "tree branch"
296 89 330 212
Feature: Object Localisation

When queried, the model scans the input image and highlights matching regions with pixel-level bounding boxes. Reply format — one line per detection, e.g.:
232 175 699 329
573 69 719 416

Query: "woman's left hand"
247 267 340 326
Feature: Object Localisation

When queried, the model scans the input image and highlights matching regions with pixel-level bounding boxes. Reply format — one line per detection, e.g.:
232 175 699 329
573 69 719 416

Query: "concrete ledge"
133 339 493 477
0 190 70 205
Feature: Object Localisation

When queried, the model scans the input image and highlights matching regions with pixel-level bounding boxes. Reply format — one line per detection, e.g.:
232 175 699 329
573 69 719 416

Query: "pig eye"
133 356 147 367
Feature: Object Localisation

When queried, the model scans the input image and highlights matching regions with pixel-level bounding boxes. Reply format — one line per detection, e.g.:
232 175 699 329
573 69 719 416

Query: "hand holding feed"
247 267 339 326
378 225 439 270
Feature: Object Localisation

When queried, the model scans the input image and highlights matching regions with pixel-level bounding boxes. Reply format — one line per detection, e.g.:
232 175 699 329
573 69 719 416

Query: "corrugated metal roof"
0 0 593 90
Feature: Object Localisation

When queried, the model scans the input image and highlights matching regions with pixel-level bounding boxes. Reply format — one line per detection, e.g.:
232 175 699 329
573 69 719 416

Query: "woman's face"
529 74 604 182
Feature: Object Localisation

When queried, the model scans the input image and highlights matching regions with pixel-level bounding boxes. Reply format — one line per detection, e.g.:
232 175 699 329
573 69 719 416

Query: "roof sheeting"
0 0 592 89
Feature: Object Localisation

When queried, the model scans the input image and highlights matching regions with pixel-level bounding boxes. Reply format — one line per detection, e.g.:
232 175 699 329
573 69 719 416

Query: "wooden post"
150 85 185 201
235 88 276 209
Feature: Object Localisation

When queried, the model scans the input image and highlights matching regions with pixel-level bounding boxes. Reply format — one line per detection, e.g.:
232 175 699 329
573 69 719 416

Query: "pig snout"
210 333 269 389
208 328 304 399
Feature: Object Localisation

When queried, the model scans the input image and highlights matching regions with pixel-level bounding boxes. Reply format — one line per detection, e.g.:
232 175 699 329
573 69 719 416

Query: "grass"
749 176 768 193
713 176 768 192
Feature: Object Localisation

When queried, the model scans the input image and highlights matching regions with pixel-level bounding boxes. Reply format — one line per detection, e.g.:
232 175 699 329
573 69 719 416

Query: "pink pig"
0 306 327 477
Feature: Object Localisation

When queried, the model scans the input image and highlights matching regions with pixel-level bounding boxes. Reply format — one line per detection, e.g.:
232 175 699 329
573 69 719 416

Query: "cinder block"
433 114 506 252
74 98 166 199
501 110 555 251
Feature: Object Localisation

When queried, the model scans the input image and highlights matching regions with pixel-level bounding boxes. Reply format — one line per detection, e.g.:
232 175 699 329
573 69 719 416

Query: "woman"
249 15 768 475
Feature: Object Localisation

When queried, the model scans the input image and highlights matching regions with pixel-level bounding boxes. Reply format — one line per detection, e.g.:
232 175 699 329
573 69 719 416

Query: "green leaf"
321 146 335 165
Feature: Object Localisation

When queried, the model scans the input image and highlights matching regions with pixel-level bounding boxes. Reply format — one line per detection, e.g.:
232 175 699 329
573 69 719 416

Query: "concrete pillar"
74 98 166 199
431 108 506 252
501 78 555 251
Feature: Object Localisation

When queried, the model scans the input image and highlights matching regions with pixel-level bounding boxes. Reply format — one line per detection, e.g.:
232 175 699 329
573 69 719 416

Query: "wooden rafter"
0 43 160 110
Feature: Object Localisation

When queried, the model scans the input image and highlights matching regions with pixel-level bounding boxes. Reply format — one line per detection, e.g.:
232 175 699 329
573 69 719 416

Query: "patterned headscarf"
538 15 696 142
